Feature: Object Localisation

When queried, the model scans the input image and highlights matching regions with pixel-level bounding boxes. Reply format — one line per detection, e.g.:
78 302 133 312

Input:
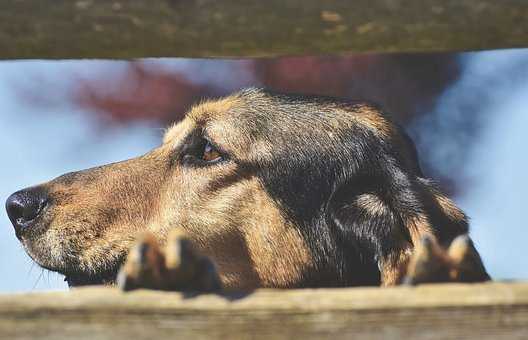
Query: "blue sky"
0 53 527 292
410 50 528 279
0 61 161 291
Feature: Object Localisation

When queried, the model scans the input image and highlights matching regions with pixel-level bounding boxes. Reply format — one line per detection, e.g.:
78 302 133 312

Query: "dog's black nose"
6 188 48 238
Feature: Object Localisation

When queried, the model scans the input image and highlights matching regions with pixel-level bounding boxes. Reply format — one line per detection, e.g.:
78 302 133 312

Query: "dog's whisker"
32 269 45 291
45 271 51 285
27 262 36 277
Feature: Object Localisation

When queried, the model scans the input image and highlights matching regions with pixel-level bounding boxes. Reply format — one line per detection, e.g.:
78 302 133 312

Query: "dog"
6 88 489 291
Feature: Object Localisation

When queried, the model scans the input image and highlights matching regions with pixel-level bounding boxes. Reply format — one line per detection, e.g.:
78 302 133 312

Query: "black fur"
239 89 468 287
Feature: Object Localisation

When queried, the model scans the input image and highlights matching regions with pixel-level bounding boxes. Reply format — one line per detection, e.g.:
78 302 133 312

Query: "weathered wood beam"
1 0 528 59
1 282 527 339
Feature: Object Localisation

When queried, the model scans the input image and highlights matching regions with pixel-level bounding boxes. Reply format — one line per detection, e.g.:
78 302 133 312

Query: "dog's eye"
180 134 226 167
201 140 223 163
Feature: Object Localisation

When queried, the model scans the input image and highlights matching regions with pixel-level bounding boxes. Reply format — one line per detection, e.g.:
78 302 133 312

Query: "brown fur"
19 91 315 288
9 88 489 289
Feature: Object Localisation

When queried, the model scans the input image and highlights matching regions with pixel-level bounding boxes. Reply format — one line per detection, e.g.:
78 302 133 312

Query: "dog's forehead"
189 95 242 123
163 118 194 144
162 94 244 144
162 90 394 157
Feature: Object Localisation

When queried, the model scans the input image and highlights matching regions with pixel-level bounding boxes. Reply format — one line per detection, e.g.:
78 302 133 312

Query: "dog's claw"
402 234 490 285
448 235 491 282
117 232 166 291
118 230 222 292
163 230 222 291
402 235 451 285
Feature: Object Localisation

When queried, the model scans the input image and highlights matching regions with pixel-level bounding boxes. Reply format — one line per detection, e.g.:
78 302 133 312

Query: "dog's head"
6 89 468 288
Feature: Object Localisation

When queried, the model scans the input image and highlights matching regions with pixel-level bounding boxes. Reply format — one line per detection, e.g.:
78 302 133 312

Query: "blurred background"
0 49 526 292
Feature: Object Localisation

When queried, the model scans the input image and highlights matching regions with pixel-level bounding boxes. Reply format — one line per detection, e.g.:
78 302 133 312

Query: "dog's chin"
60 259 124 288
26 250 121 288
34 263 120 288
64 271 118 288
20 230 125 288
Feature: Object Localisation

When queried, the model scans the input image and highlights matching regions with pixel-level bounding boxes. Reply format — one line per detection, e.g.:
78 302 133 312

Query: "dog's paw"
116 232 166 291
402 234 452 285
402 234 490 285
117 230 222 292
163 230 222 291
447 234 491 282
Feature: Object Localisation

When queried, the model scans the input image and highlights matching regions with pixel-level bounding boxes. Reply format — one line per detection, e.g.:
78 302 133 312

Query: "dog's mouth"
24 250 122 288
28 252 123 288
63 271 118 288
21 238 123 288
17 220 128 288
60 258 125 288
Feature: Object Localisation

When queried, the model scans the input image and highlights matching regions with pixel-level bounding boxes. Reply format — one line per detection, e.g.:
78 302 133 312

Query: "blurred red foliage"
70 54 460 125
75 62 210 123
255 54 460 123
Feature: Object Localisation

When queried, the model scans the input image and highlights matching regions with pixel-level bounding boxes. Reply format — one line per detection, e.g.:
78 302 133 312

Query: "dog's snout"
6 187 48 239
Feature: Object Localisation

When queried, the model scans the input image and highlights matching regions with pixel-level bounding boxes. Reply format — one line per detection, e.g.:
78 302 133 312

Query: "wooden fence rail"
1 0 528 59
1 282 527 339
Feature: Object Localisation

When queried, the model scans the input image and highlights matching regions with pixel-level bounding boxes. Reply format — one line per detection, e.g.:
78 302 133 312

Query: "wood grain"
1 0 528 59
1 282 527 339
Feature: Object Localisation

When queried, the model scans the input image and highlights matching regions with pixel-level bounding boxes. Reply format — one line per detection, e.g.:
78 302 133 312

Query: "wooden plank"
1 0 528 59
1 282 527 339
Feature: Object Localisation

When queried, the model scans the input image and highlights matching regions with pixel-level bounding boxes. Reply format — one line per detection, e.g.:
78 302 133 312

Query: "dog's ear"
328 172 408 286
325 119 474 285
414 177 469 245
327 168 464 285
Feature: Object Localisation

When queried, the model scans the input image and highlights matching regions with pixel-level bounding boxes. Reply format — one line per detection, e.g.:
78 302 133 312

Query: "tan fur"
405 214 435 247
187 95 241 123
19 90 485 289
350 104 393 138
22 150 167 275
162 118 194 145
377 213 436 283
119 232 165 288
380 248 413 286
240 180 312 288
355 194 389 217
433 192 466 222
404 235 453 283
29 95 313 289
